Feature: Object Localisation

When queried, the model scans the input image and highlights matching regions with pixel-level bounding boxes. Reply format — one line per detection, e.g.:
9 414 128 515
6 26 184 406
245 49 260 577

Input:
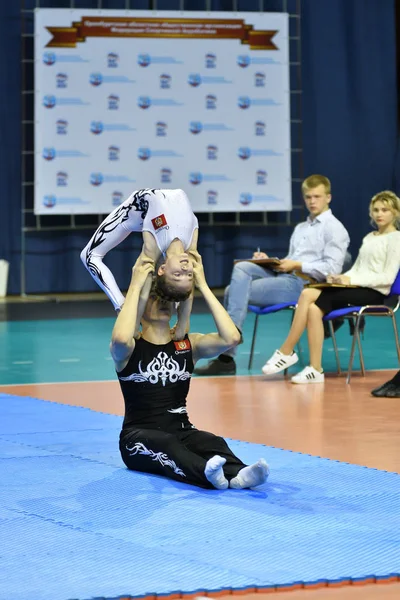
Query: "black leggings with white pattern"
119 426 246 489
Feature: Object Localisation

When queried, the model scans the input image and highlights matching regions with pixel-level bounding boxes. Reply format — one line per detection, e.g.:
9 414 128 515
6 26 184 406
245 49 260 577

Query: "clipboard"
233 257 281 267
306 283 360 289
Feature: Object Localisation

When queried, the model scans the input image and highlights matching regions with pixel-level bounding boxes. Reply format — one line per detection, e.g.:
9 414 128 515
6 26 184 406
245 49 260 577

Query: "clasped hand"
274 259 299 273
131 254 155 287
326 274 351 285
188 249 206 289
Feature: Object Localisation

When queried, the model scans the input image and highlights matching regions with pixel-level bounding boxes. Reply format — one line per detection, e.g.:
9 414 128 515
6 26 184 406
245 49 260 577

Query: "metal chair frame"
248 303 301 371
325 297 400 384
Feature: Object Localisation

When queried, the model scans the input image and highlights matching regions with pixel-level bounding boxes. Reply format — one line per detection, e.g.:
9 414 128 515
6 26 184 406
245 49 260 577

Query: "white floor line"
0 368 397 389
327 347 347 352
0 379 116 388
12 361 34 365
59 358 81 363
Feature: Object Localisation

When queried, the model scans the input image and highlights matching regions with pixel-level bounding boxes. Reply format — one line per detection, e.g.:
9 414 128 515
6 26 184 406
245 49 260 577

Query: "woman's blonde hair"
369 190 400 228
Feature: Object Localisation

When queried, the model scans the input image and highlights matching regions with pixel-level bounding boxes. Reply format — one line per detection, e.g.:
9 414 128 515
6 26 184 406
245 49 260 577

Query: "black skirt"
314 287 386 315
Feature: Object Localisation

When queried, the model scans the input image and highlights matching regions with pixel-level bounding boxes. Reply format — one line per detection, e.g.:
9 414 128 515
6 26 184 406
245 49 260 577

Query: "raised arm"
188 251 241 363
172 292 194 340
110 255 155 372
132 231 162 335
170 228 198 339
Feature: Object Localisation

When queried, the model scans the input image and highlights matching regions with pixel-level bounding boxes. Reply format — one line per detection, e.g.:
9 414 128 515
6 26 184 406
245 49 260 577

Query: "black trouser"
119 426 246 489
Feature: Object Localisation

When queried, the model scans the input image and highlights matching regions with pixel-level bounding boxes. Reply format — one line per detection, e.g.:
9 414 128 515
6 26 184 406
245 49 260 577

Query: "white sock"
230 459 270 489
204 455 229 490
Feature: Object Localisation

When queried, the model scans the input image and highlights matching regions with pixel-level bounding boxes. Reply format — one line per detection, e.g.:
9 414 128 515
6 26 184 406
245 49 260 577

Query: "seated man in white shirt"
194 174 350 376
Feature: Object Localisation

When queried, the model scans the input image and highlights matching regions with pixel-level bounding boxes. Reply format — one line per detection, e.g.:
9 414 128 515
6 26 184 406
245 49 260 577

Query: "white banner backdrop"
34 9 291 215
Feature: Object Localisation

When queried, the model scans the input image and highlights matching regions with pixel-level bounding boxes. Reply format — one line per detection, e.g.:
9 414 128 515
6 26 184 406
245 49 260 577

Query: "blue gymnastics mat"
0 393 399 600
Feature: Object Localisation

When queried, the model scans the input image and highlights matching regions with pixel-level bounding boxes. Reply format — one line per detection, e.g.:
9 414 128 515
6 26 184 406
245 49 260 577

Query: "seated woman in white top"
261 190 400 384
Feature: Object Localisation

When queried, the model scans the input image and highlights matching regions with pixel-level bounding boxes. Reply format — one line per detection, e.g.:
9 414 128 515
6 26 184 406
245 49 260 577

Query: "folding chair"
247 302 300 370
323 269 400 383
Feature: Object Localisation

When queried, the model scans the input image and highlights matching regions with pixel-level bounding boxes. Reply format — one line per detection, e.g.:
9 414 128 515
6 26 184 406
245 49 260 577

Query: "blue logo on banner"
90 121 103 135
43 95 56 109
239 193 252 205
138 53 151 67
108 146 120 161
238 147 251 160
89 72 103 86
188 73 202 87
56 119 68 135
90 172 104 186
138 147 151 160
255 72 266 87
161 168 172 183
156 122 167 137
238 96 250 109
237 55 250 68
207 190 218 204
56 73 68 88
56 171 68 186
108 94 120 110
206 94 217 109
189 121 203 135
207 145 218 160
205 53 217 68
43 52 56 66
138 96 151 109
189 172 203 185
255 121 266 136
112 191 124 206
43 195 56 207
107 52 119 68
257 170 268 185
55 97 89 107
160 74 171 89
43 147 56 161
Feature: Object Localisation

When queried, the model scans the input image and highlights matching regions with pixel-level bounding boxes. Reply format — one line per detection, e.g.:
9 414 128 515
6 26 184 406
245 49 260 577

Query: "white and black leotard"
118 336 246 488
80 188 198 310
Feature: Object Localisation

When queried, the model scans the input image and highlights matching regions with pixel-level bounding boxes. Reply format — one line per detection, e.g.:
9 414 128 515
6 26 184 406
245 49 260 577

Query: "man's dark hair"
153 273 192 302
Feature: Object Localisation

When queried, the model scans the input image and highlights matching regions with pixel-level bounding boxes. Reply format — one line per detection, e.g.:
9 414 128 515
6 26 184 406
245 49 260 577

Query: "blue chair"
247 302 300 370
323 269 400 383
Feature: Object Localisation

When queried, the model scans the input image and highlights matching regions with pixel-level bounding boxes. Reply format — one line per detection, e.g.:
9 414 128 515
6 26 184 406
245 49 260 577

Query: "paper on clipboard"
233 257 281 267
306 282 360 289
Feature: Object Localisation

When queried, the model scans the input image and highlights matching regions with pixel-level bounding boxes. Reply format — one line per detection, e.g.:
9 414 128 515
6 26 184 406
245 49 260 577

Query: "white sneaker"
291 366 325 384
262 349 299 375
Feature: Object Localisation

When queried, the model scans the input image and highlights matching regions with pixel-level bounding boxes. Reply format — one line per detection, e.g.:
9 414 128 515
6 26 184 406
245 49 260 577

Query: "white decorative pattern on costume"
119 351 191 386
126 441 186 477
167 407 187 414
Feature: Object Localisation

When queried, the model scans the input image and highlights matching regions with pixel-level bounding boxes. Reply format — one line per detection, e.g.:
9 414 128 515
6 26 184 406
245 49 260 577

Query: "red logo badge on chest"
174 339 191 352
151 214 167 230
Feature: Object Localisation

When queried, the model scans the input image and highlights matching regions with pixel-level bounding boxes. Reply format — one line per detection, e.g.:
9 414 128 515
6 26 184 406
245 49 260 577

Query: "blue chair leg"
346 314 364 384
356 326 366 376
329 320 342 375
391 314 400 362
248 314 259 370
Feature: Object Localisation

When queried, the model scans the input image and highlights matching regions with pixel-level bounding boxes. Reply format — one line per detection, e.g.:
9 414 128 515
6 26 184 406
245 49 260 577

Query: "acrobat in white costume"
80 188 198 310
